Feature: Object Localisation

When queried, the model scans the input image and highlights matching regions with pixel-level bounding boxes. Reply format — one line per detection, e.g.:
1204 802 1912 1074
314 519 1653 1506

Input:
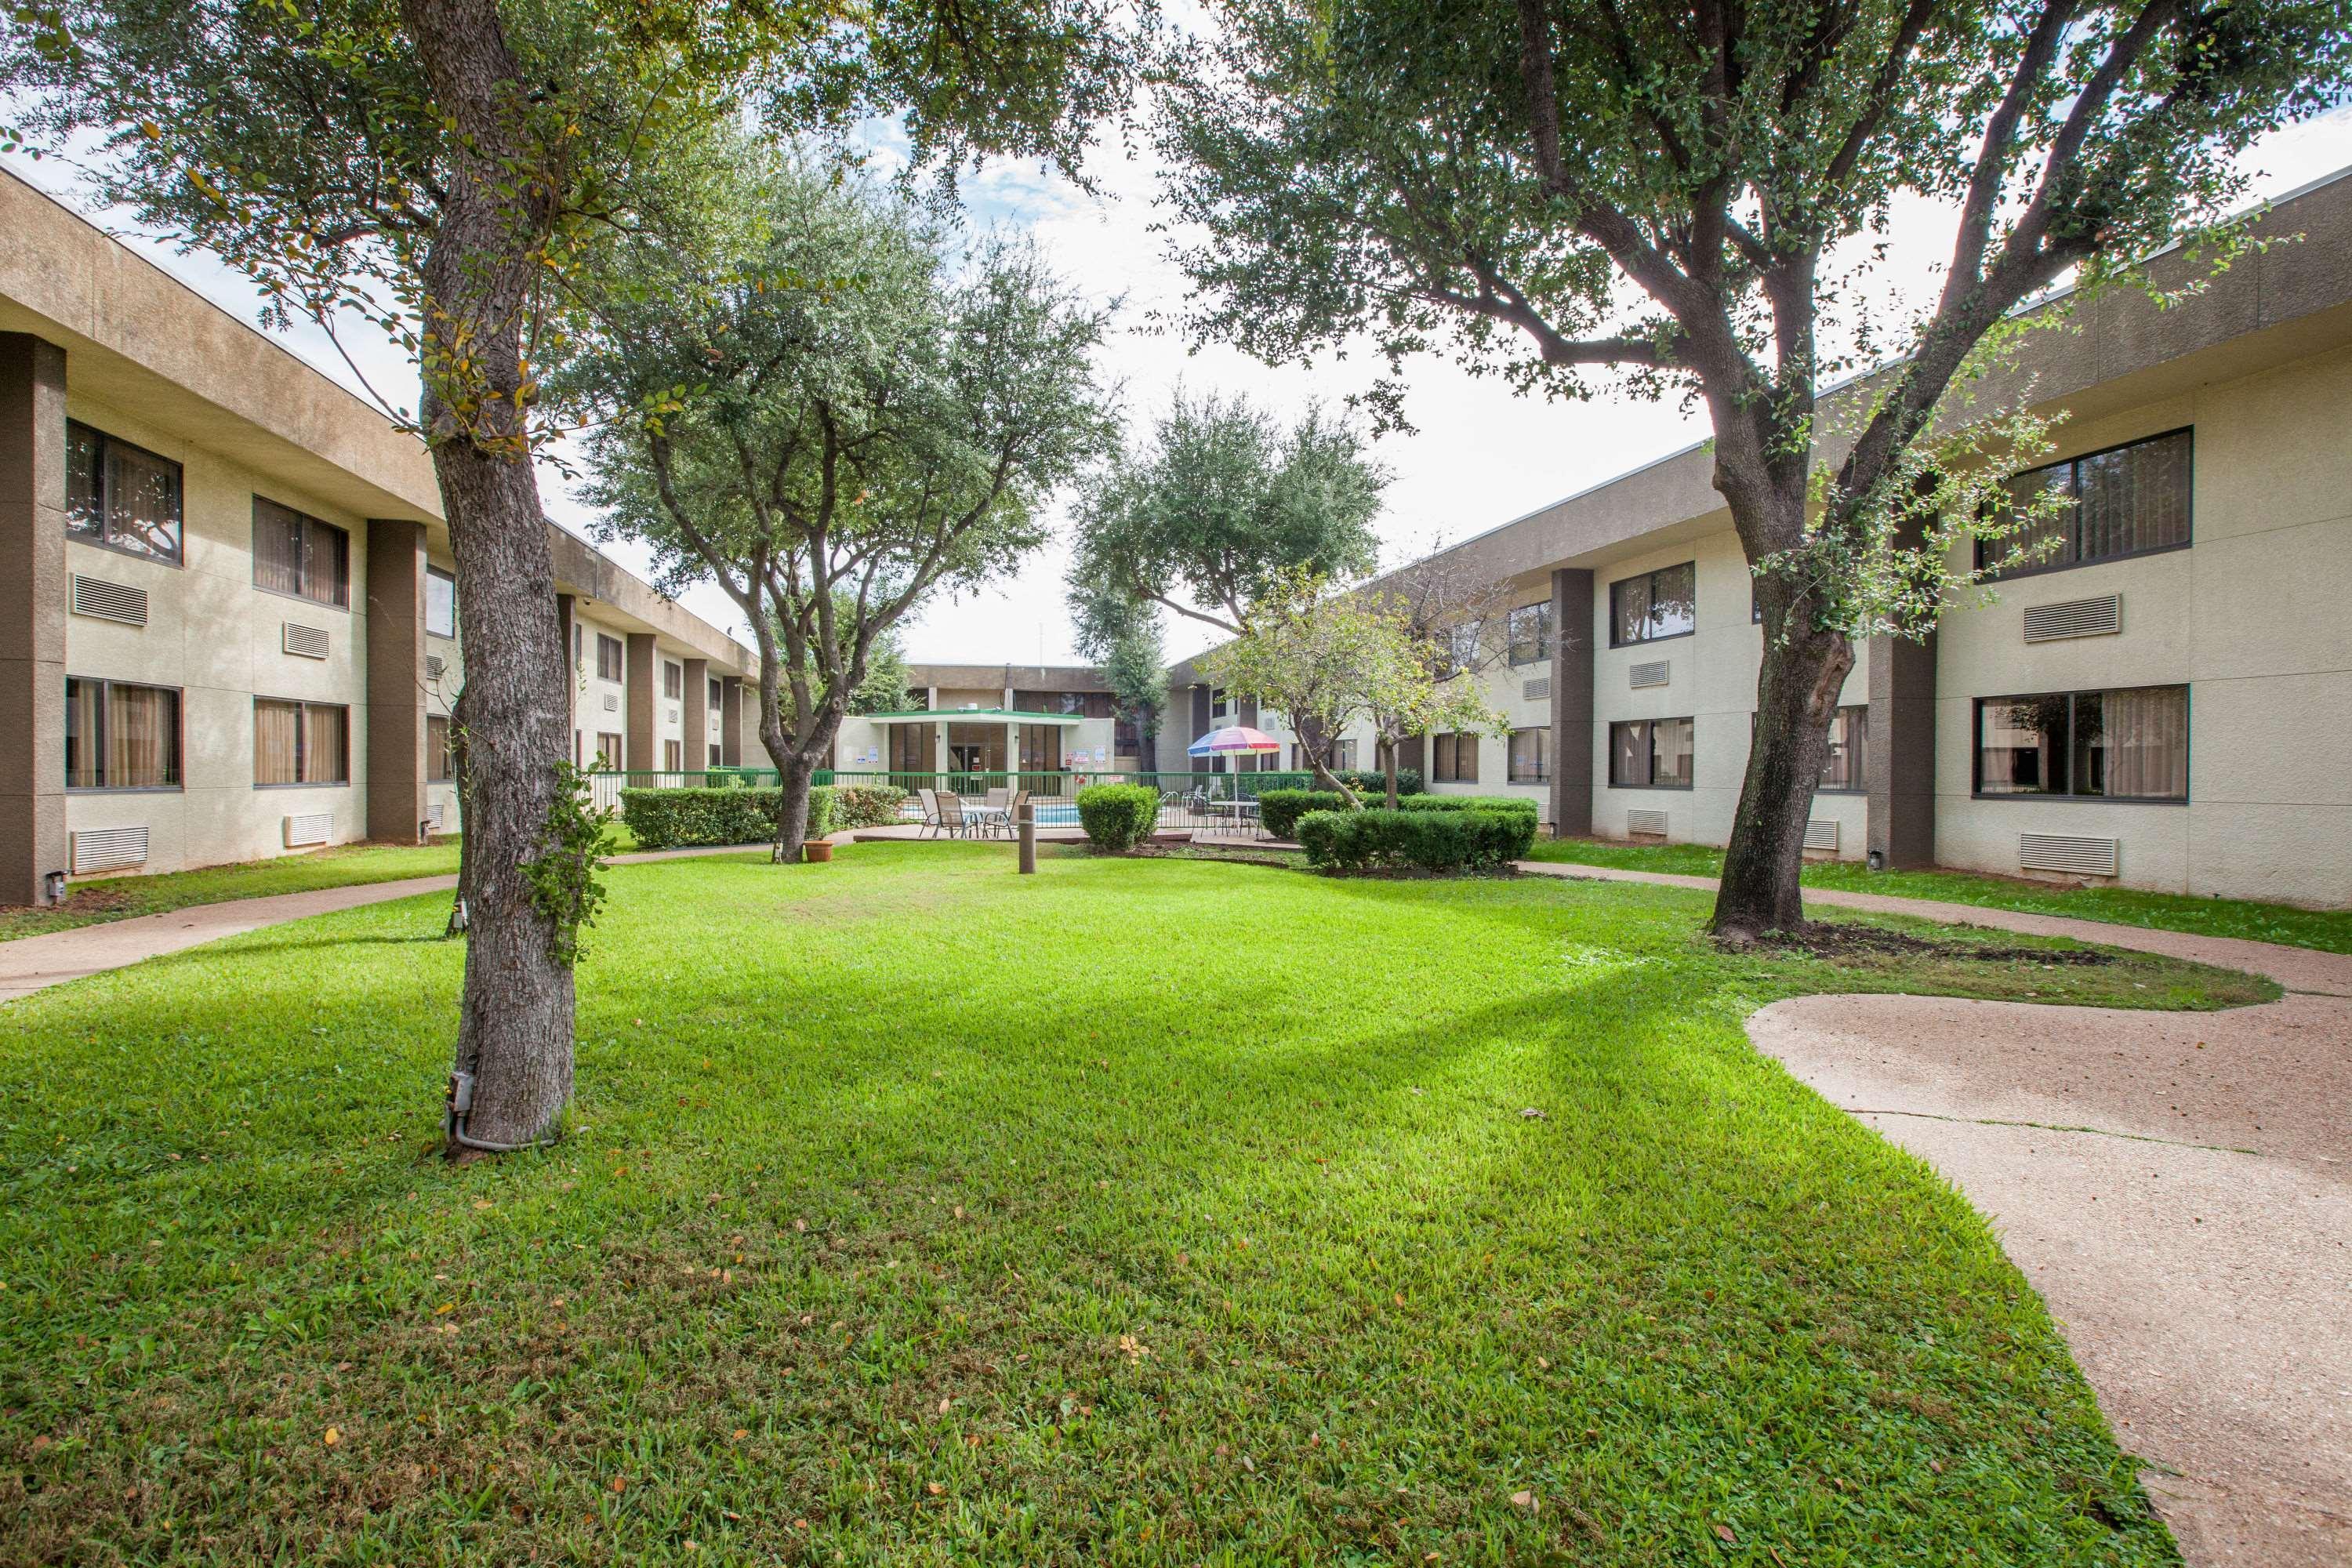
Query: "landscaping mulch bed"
1759 920 2115 966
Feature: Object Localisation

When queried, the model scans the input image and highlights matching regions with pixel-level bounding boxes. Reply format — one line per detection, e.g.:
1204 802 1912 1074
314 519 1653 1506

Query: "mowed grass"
1525 835 2352 954
0 843 2256 1566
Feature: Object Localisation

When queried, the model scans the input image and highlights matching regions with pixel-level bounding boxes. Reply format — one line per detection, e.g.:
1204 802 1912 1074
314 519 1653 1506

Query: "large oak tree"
1154 0 2350 937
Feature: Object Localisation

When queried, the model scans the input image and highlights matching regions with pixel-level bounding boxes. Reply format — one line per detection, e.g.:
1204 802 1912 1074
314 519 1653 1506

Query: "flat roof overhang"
865 709 1091 726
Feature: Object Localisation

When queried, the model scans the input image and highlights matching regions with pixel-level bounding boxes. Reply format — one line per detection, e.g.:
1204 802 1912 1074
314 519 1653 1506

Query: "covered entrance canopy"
864 708 1088 776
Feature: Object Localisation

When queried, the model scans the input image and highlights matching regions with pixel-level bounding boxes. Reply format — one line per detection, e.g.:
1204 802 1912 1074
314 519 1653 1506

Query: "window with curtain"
1507 601 1554 666
67 421 184 564
1979 430 2192 577
663 662 683 699
1818 706 1868 792
1975 686 2187 799
252 497 349 606
427 715 454 782
255 699 349 785
595 732 624 769
708 676 724 711
64 679 181 789
1508 727 1548 784
425 565 458 637
1331 739 1359 771
1432 731 1479 783
664 739 683 770
1610 562 1697 646
1610 717 1695 788
708 742 724 768
597 634 624 681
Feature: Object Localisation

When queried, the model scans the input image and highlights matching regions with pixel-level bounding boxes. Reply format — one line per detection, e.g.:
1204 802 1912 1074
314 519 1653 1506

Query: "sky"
7 96 2348 670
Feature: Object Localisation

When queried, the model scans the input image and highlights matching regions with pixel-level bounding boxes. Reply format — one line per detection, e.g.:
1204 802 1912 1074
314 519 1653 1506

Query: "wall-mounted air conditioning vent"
283 812 334 848
426 800 447 828
426 655 445 681
1629 659 1671 688
1522 677 1551 702
71 575 147 627
667 707 680 726
282 622 330 659
1803 818 1839 852
70 826 148 873
1628 808 1669 839
2020 833 2119 877
2022 593 2122 643
603 693 619 712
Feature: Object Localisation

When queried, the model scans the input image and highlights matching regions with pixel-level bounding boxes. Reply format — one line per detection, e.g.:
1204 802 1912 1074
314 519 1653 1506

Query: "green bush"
1295 806 1537 873
1397 793 1541 818
1257 789 1350 839
1336 767 1424 797
620 786 837 851
1076 783 1161 851
832 785 909 830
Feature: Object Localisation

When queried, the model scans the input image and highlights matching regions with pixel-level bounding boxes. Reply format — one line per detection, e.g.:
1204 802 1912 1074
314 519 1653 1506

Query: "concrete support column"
720 676 744 766
1549 566 1595 838
0 333 68 905
624 632 656 771
364 518 430 842
682 656 709 770
1867 631 1937 869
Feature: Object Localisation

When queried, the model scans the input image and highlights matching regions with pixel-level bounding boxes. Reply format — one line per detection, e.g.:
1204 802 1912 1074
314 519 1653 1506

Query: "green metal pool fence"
586 768 1327 836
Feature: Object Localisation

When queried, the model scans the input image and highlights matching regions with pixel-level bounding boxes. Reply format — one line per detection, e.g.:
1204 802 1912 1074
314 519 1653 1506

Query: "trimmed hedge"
620 786 837 851
1258 788 1541 838
1295 806 1537 873
833 785 909 830
1076 783 1160 851
1335 768 1424 797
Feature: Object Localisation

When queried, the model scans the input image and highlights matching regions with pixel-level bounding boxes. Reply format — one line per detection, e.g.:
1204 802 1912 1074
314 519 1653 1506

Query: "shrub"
1397 794 1541 819
620 786 837 851
1336 767 1424 797
1256 789 1350 839
832 785 909 830
1295 806 1537 873
1076 783 1161 851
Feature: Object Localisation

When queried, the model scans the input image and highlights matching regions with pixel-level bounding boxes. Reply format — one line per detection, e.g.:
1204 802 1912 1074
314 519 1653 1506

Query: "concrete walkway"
1520 858 2352 1566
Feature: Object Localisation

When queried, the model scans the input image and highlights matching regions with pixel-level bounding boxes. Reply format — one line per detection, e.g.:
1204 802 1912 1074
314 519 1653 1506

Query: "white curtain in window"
256 699 301 785
307 705 349 783
2103 686 2188 800
111 684 174 788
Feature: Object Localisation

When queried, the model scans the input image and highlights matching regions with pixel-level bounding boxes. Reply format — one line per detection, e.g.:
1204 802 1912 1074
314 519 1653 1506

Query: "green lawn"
1526 835 2352 953
0 843 2256 1565
0 826 646 944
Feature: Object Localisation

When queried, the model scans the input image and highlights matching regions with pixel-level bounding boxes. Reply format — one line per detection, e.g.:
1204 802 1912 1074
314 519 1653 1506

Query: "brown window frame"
66 420 185 567
252 496 350 609
596 634 624 683
1976 428 2194 581
1972 685 2190 803
1506 601 1553 666
252 698 351 787
1610 716 1695 790
1508 726 1548 785
1431 731 1479 784
64 677 184 791
1610 562 1698 648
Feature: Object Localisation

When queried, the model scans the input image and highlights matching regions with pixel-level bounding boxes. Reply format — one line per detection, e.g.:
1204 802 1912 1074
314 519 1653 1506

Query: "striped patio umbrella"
1186 725 1282 804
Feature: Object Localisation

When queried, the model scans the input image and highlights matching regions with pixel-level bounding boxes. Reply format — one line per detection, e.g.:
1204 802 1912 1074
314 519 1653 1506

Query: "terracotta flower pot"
804 840 835 863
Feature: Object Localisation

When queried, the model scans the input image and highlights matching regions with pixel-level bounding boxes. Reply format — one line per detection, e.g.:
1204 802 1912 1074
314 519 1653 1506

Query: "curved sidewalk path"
1521 859 2352 1567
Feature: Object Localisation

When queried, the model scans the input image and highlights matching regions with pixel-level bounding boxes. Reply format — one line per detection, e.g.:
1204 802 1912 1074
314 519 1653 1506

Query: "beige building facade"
0 170 760 902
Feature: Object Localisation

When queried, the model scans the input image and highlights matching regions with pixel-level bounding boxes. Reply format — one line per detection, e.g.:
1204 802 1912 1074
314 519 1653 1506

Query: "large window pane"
1508 601 1553 666
1977 695 2066 794
1820 706 1867 791
65 422 183 563
109 684 178 788
66 423 103 540
426 566 458 638
1610 562 1697 644
64 678 101 787
1981 430 2192 576
1652 715 1694 787
427 715 454 782
252 498 304 597
255 699 302 785
2090 685 2189 800
1508 727 1548 784
306 705 349 783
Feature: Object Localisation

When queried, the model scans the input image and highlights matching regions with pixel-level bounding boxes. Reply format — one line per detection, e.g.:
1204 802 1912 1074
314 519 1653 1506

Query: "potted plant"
804 840 835 863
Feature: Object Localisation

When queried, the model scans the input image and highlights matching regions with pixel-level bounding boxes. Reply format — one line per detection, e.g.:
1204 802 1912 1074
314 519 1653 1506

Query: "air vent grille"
426 800 447 829
2022 593 2122 643
1627 808 1669 839
282 622 330 659
70 826 148 874
1629 659 1671 688
1803 818 1839 852
71 575 147 627
1522 677 1550 702
667 707 680 726
603 693 619 713
283 812 334 848
2020 833 2120 877
426 655 445 681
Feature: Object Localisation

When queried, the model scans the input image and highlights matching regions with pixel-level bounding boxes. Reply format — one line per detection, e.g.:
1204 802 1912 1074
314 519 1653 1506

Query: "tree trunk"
403 0 575 1154
1714 619 1853 941
1378 736 1400 808
771 756 818 863
432 431 576 1148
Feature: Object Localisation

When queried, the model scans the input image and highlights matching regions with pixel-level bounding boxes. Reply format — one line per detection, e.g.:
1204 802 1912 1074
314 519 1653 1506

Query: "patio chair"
916 787 945 839
1004 789 1029 839
936 790 973 840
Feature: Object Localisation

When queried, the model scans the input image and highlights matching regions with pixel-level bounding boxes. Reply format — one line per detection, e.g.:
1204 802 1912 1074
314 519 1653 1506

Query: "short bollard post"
1018 800 1037 874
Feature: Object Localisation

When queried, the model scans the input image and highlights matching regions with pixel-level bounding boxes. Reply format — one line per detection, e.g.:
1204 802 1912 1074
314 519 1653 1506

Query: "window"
664 738 683 771
1211 688 1229 720
573 624 583 666
1507 601 1553 666
1974 686 2187 800
66 421 183 564
253 699 349 786
709 742 724 768
1332 739 1358 771
64 679 180 789
425 565 457 638
1610 717 1694 789
1443 622 1483 676
594 731 624 769
252 498 350 607
1114 712 1141 757
1819 706 1867 793
427 715 454 782
708 676 724 712
1508 727 1548 785
1610 562 1697 646
1431 731 1479 784
663 661 683 700
1979 430 2192 578
597 634 624 682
